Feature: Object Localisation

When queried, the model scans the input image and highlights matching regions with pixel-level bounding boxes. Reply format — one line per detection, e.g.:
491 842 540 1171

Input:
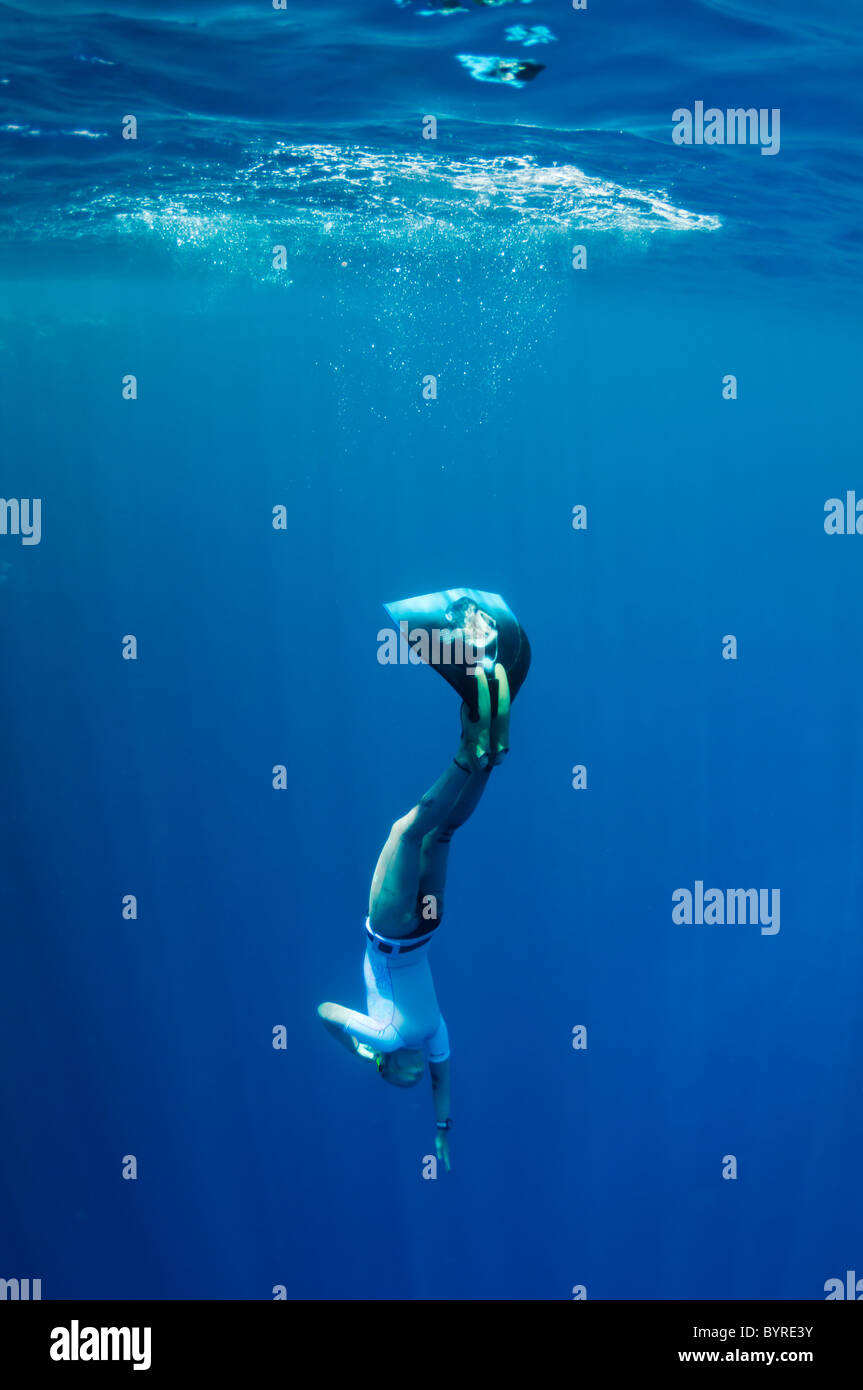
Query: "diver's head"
376 1048 425 1088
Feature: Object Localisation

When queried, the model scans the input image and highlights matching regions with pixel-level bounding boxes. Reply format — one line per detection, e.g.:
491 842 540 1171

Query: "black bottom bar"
2 1299 858 1376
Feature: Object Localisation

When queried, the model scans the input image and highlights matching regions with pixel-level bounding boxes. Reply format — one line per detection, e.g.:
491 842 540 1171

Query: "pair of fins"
383 588 530 718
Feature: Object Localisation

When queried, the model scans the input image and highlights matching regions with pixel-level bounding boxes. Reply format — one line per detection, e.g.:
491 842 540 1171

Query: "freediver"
456 53 545 84
318 591 530 1173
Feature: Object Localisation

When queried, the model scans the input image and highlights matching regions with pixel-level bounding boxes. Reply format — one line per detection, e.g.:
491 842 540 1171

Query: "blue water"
1 1 862 1301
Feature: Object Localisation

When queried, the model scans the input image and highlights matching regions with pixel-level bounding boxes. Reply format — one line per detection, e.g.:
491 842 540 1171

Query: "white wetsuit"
320 920 450 1062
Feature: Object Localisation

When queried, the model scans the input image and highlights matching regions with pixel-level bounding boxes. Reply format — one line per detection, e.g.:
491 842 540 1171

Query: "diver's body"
318 663 509 1172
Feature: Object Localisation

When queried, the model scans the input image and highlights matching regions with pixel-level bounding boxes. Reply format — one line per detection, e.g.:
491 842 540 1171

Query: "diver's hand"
435 1129 451 1173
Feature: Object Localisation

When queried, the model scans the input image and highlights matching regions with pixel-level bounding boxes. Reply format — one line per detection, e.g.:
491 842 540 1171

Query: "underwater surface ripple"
1 0 862 283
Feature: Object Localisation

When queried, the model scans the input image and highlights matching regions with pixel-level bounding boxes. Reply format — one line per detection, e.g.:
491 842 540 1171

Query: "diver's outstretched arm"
430 1059 452 1172
318 1012 367 1059
318 1001 399 1056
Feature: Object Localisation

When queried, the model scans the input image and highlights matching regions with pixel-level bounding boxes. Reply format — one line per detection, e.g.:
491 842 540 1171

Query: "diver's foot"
455 665 492 771
489 663 510 766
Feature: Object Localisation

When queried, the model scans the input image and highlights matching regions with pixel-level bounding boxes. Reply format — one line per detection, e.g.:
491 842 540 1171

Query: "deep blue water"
1 1 862 1301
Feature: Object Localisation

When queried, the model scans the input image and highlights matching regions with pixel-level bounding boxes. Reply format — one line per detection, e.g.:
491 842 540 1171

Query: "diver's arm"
430 1058 451 1120
319 1012 368 1058
317 1002 398 1057
430 1059 452 1172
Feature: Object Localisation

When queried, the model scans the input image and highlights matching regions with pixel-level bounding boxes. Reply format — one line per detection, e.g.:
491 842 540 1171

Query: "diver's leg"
372 664 510 931
416 765 492 924
368 669 495 935
368 665 510 936
369 757 481 936
418 664 510 922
